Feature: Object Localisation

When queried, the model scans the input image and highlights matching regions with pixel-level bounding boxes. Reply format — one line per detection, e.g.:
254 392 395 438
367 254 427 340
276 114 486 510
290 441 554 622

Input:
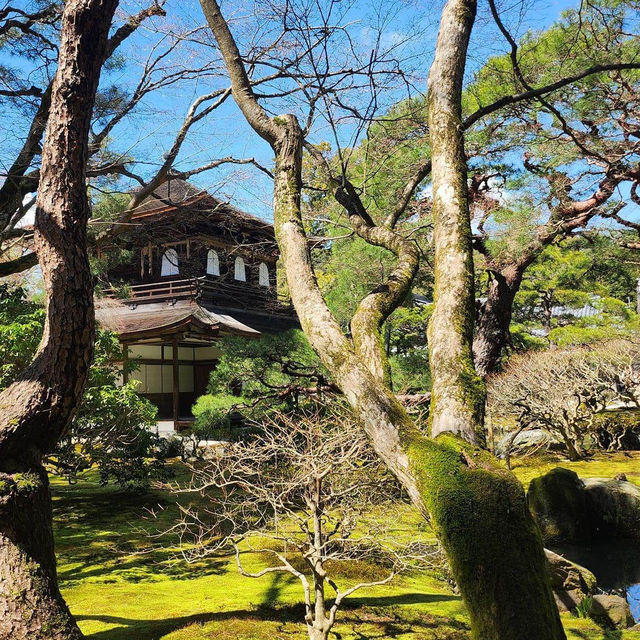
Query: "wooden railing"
103 276 293 312
104 278 199 302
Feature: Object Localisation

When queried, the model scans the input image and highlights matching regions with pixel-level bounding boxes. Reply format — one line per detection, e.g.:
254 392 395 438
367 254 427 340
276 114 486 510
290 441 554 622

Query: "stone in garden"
528 468 590 543
590 594 635 629
583 477 640 539
528 468 640 542
545 549 597 593
495 428 558 456
544 549 597 613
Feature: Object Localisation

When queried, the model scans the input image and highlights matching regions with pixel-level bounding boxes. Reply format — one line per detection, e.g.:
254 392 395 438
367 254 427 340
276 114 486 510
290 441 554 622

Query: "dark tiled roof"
132 179 206 216
129 177 272 230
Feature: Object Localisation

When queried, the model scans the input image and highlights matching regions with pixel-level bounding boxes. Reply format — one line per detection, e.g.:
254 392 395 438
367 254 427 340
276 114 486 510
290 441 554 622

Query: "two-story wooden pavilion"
95 177 298 432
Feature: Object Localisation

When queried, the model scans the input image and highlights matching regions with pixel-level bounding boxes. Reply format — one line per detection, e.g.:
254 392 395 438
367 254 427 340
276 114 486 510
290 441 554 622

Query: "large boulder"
583 477 640 539
545 549 597 613
590 594 635 629
527 468 640 543
528 468 590 543
495 429 559 457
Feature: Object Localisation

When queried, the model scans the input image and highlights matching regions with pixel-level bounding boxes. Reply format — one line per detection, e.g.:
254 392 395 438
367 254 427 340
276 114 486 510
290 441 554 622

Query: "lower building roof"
95 299 261 342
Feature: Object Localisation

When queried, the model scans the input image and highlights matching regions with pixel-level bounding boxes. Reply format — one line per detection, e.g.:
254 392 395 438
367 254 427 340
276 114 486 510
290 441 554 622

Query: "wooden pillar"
172 340 179 427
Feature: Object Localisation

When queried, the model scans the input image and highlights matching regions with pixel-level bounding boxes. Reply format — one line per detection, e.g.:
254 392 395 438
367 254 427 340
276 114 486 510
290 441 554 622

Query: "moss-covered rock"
527 468 640 542
583 477 640 539
590 594 635 629
528 468 590 543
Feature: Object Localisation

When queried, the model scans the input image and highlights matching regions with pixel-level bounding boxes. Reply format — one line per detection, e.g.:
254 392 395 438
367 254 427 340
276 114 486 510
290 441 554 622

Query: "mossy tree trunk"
201 0 566 637
425 2 564 636
0 1 119 637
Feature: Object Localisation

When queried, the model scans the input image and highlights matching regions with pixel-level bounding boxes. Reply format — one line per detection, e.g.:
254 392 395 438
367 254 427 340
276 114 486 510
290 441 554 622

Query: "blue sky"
0 0 593 222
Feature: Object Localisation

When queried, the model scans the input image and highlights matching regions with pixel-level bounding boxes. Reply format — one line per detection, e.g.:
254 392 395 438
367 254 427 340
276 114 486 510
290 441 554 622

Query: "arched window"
234 256 246 282
206 249 220 276
160 248 179 276
258 262 270 287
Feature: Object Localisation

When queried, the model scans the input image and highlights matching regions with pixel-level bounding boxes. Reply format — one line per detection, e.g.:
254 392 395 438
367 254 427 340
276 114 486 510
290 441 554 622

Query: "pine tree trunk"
0 1 119 637
473 270 521 376
0 468 82 640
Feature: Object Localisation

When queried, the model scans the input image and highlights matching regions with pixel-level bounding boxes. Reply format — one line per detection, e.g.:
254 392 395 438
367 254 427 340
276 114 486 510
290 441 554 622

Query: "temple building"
95 178 297 432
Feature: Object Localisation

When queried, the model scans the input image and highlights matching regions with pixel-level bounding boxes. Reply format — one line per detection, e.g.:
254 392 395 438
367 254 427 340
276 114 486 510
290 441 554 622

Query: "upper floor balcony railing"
102 276 293 313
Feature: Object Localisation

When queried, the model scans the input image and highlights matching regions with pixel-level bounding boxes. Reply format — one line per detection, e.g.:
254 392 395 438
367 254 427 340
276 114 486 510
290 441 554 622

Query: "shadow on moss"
78 599 470 640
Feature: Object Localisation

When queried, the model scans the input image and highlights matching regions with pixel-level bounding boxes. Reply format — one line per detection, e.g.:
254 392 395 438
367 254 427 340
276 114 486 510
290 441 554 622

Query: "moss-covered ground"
511 451 640 490
53 453 640 640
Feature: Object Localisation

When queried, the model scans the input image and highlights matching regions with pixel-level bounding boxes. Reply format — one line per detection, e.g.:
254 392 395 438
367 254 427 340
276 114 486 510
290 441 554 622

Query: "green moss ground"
511 451 640 490
52 456 640 640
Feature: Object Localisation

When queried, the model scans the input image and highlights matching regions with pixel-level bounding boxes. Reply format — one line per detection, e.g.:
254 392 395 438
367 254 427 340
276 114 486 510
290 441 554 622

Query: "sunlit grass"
510 451 640 490
52 456 640 639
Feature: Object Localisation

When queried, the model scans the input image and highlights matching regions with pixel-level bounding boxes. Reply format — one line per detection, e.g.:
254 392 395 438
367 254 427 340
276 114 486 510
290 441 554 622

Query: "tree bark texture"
426 0 484 442
472 268 522 376
0 1 118 638
201 0 566 637
425 1 565 636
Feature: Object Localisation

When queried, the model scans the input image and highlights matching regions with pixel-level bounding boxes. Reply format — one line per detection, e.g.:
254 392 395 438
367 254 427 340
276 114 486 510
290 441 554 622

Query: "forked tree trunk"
424 3 563 636
201 0 565 637
473 269 522 376
0 2 118 638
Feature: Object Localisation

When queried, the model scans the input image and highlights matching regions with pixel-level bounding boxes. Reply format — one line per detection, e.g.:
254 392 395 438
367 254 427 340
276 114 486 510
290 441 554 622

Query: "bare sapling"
170 409 440 640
